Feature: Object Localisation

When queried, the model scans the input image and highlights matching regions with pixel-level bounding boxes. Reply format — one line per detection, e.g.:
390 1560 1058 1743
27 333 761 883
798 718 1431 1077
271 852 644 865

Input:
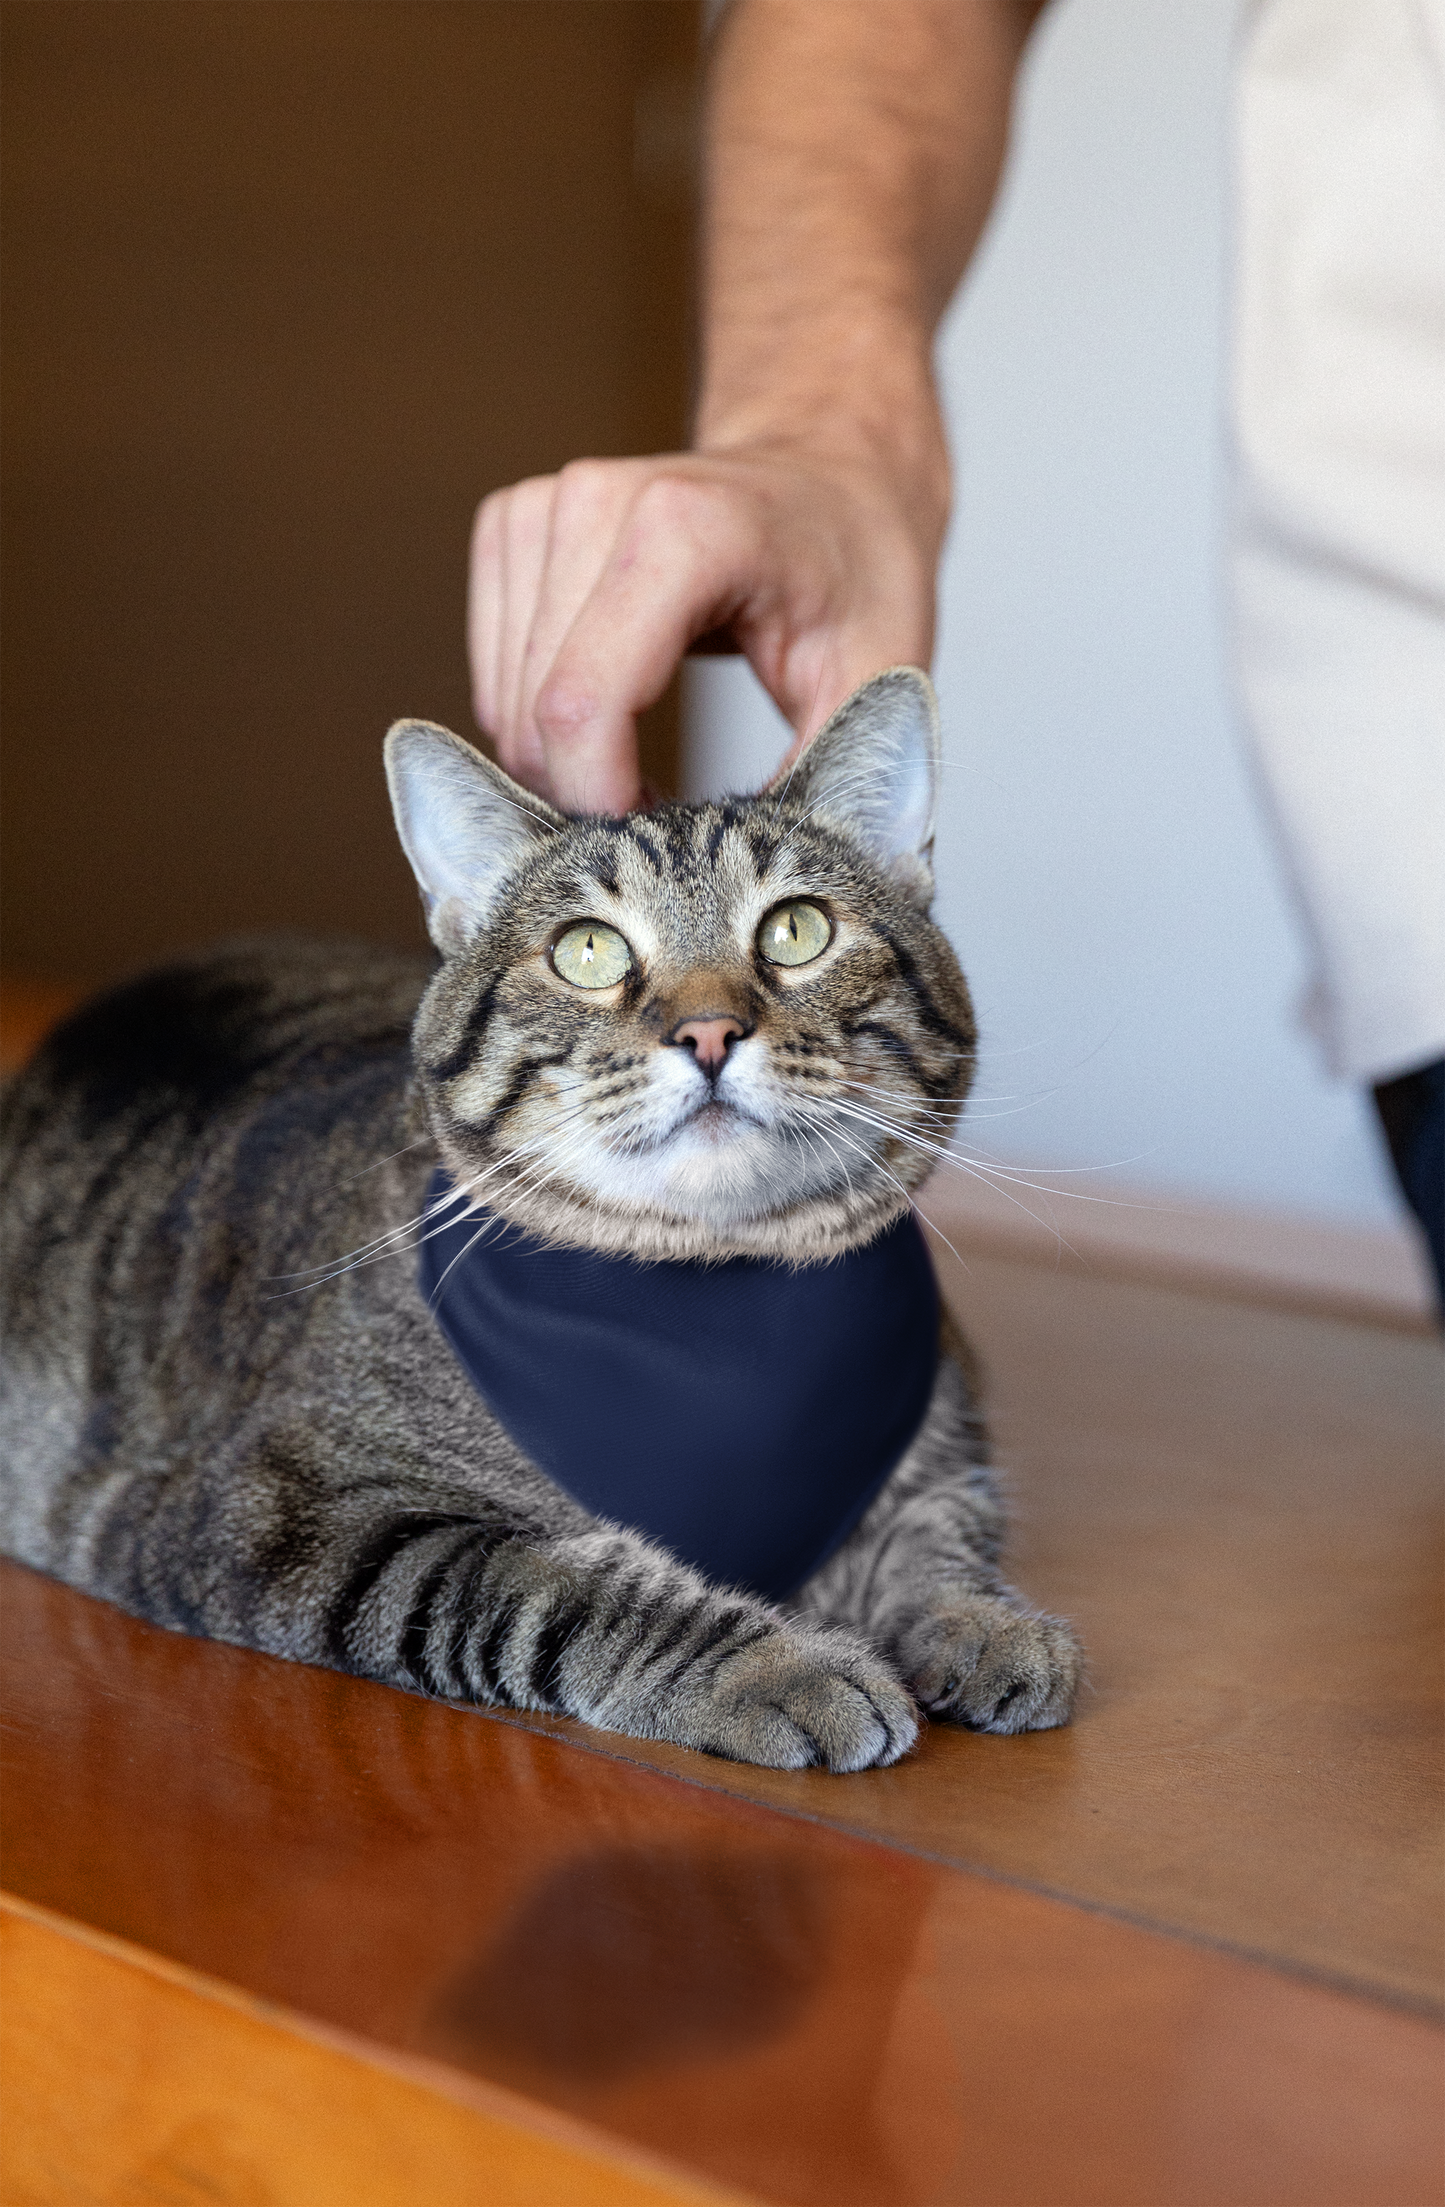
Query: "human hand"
467 439 943 814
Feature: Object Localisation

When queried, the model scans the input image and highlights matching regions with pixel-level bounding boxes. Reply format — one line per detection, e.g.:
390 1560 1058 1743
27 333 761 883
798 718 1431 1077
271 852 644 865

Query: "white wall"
685 0 1404 1231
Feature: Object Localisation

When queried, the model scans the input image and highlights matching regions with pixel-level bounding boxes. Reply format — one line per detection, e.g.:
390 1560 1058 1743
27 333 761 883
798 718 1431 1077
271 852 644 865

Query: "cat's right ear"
384 721 564 956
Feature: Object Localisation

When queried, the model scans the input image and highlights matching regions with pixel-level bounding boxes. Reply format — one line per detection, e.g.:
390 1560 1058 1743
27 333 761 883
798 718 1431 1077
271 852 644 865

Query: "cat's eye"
552 921 634 990
757 900 831 968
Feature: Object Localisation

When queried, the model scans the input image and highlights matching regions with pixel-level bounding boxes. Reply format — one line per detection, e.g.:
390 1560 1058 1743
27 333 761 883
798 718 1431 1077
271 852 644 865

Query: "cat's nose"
669 1014 749 1074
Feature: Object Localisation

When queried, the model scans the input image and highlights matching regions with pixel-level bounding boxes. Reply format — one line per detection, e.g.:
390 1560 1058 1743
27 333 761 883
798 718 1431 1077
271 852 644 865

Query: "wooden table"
4 1243 1442 2206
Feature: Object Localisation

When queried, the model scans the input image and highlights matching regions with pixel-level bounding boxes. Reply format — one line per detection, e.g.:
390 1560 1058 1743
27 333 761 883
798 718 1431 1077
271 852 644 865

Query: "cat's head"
385 668 974 1262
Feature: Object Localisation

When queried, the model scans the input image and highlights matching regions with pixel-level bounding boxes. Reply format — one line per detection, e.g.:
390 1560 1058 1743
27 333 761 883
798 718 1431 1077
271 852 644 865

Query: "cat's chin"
437 1127 916 1264
479 1180 913 1264
554 1106 844 1230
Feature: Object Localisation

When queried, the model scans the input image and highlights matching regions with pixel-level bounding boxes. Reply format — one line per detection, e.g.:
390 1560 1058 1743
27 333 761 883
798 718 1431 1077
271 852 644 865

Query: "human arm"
469 0 1046 812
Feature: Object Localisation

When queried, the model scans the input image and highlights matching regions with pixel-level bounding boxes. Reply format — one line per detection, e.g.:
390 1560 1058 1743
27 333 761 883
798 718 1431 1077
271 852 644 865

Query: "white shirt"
1232 0 1445 1081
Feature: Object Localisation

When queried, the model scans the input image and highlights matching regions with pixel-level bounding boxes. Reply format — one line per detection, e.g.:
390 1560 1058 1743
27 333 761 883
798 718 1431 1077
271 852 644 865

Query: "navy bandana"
417 1168 939 1602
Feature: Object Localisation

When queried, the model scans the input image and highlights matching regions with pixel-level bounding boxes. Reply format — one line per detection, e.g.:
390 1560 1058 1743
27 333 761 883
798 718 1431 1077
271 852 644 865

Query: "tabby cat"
0 669 1080 1770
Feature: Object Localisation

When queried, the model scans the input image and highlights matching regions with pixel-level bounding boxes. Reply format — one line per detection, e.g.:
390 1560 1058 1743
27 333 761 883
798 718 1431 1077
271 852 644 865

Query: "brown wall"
1 0 698 986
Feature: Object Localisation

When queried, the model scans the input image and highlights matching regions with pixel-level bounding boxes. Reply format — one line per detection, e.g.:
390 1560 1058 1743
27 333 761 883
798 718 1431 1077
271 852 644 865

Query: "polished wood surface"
2 1897 744 2207
3 1555 1440 2207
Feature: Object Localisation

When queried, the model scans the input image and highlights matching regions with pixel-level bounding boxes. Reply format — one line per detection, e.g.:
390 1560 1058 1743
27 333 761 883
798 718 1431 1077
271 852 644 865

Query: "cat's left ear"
384 720 564 955
769 667 941 904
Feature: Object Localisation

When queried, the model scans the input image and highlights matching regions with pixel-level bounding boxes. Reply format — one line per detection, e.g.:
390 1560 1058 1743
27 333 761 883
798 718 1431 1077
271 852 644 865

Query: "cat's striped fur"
0 671 1080 1769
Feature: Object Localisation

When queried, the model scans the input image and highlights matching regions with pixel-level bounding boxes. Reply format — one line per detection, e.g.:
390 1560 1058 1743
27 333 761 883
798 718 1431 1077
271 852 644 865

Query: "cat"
0 668 1081 1771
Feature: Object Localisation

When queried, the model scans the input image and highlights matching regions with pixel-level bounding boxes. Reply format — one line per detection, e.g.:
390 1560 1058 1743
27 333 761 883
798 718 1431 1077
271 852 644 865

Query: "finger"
780 620 912 738
734 630 856 790
467 492 506 737
536 475 767 813
751 520 937 755
517 458 649 763
747 619 935 799
495 476 557 784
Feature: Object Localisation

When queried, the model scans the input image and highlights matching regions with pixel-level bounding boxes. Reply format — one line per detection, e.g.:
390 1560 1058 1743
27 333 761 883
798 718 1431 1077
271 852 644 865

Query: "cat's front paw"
898 1593 1082 1734
684 1624 919 1773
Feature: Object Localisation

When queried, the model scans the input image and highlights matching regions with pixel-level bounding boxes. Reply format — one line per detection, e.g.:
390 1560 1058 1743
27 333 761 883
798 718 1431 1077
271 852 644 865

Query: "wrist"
694 321 951 550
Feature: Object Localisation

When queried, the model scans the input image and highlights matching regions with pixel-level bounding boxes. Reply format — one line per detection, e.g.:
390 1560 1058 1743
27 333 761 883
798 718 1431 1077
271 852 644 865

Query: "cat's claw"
899 1593 1082 1734
685 1626 919 1772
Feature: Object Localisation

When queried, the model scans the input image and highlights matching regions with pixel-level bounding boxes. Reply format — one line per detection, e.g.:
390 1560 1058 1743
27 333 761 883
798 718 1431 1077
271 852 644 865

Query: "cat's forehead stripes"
543 802 860 939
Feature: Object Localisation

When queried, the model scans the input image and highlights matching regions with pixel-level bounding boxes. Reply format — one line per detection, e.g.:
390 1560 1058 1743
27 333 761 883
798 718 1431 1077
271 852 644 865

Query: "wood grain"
3 1560 1441 2207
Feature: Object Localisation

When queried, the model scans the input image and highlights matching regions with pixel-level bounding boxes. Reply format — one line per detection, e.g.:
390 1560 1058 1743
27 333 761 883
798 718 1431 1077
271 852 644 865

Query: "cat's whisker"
956 1102 1064 1123
423 1130 605 1295
802 1106 973 1273
825 1096 959 1161
844 1077 1071 1122
335 1135 434 1188
824 1094 1079 1255
452 1104 602 1215
266 1173 481 1285
829 1092 1147 1255
926 1152 1082 1261
833 1096 1088 1190
788 753 901 821
266 1112 601 1294
474 784 563 835
842 1075 963 1105
851 1088 962 1115
269 1161 505 1282
829 1095 1143 1217
945 1139 1167 1204
823 1103 1098 1260
788 1118 839 1190
791 1113 858 1201
265 1206 439 1283
769 738 808 808
434 1120 609 1247
841 1087 963 1127
424 1212 514 1308
794 1099 900 1187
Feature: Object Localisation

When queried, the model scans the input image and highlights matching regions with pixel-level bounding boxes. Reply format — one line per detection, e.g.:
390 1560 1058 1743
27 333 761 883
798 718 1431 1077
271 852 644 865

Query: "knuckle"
534 672 599 740
617 472 757 587
554 456 628 513
630 467 721 538
475 478 548 556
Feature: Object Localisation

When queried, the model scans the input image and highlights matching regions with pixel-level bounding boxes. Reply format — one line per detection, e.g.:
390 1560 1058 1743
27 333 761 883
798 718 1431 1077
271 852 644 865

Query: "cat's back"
0 940 441 1580
3 936 429 1169
1 939 432 1547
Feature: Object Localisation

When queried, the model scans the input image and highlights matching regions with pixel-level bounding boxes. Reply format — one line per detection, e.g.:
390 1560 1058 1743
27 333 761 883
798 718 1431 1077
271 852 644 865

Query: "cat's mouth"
618 1094 763 1156
684 1097 753 1143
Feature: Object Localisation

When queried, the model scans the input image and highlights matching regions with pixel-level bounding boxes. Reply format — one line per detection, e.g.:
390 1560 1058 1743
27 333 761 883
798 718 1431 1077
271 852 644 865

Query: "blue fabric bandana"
417 1168 939 1602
